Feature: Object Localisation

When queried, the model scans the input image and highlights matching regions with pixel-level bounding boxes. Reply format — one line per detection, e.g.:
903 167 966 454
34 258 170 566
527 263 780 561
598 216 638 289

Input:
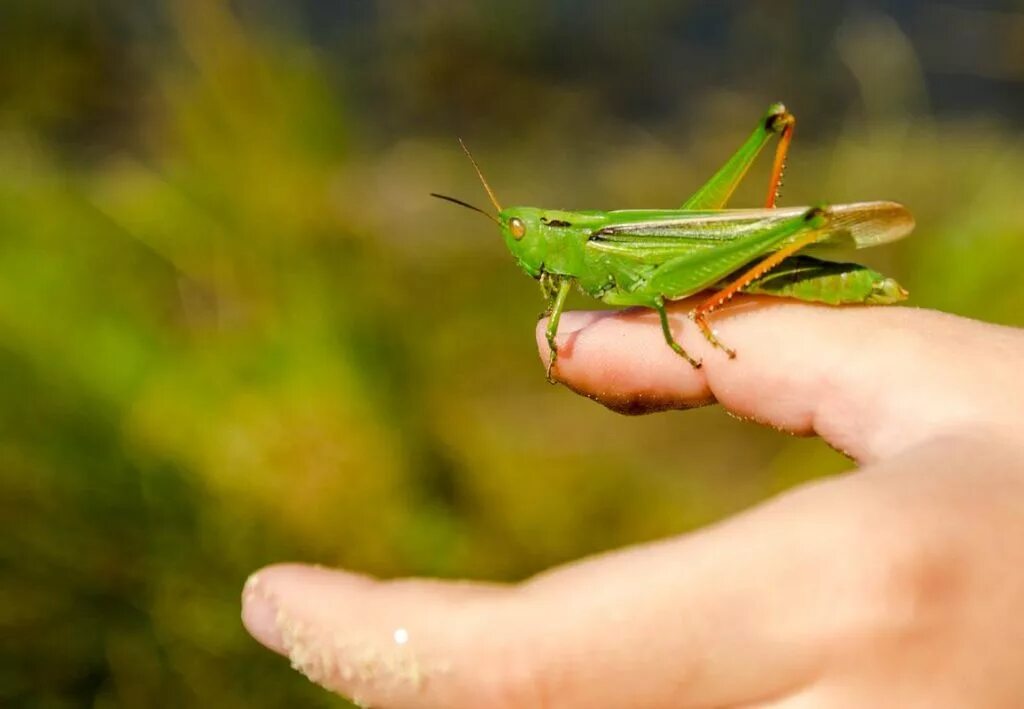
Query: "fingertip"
241 564 375 655
536 310 619 367
239 566 527 707
538 305 714 412
241 568 285 653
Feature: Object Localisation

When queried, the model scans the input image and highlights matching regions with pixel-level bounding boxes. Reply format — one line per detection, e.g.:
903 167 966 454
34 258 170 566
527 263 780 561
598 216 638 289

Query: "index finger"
537 297 1024 463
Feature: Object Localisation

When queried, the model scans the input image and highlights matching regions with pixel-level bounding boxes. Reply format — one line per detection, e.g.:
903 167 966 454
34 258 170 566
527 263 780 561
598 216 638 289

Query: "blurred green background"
2 1 1023 706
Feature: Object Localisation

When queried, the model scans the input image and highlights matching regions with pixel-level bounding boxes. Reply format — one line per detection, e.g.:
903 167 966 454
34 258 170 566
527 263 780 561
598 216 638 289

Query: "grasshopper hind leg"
690 311 737 359
655 300 702 369
689 206 832 359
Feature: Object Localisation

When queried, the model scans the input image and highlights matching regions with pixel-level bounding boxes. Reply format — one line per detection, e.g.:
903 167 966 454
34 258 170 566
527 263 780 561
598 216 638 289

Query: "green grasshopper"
433 103 914 376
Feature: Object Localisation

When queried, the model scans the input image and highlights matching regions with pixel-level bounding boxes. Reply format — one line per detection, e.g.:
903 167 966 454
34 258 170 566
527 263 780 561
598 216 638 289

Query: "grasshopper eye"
509 217 527 240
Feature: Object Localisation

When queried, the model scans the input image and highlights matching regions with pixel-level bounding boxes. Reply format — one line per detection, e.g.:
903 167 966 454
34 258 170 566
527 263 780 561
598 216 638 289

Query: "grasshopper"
433 103 914 377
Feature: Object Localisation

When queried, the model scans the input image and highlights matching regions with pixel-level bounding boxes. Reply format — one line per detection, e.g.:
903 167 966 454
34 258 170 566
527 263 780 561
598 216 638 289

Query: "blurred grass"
2 1 1024 706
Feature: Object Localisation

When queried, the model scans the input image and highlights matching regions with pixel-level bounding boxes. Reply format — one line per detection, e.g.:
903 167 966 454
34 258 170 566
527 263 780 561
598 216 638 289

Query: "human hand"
242 297 1024 708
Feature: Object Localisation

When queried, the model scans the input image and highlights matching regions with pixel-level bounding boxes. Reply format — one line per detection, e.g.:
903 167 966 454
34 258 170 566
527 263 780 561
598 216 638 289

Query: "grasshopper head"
497 207 548 277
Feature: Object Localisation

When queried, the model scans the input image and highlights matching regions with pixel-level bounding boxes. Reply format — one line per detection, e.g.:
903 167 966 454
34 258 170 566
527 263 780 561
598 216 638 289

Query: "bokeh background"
3 1 1023 706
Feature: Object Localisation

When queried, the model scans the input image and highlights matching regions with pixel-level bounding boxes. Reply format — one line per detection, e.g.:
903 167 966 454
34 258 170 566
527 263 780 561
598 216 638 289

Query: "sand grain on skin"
263 594 446 707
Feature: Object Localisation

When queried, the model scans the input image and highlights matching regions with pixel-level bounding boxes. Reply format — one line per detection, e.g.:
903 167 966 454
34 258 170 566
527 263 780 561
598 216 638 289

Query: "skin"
242 296 1024 708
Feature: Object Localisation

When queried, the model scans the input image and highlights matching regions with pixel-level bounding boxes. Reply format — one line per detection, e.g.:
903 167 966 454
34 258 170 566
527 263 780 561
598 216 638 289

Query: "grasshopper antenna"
429 193 501 226
458 138 502 213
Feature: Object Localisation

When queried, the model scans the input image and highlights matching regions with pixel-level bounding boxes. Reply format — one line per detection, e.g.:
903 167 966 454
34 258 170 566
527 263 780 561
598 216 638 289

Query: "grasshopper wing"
586 208 806 266
584 202 913 304
814 201 915 248
587 201 913 265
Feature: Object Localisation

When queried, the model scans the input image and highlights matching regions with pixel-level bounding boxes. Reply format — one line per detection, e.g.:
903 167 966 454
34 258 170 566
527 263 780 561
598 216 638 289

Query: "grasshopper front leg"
543 277 573 382
655 298 702 369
